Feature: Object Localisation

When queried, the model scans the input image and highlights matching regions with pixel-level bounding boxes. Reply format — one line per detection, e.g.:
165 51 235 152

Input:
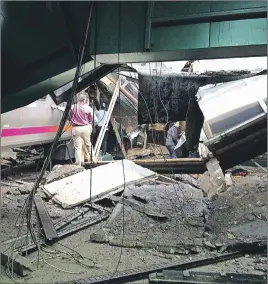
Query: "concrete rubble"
1 159 267 280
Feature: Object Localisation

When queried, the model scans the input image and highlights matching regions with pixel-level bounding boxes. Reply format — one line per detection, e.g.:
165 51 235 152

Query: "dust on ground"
0 165 267 283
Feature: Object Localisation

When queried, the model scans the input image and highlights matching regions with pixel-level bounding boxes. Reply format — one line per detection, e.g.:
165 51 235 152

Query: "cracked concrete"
90 172 267 256
204 172 267 249
90 179 207 254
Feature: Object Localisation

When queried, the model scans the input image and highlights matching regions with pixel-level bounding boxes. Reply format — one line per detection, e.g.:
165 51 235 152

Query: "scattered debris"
231 168 248 177
149 270 267 283
172 173 200 189
225 173 233 188
1 249 33 276
1 150 267 280
206 173 267 248
91 181 206 253
204 158 227 199
18 183 34 194
127 148 152 160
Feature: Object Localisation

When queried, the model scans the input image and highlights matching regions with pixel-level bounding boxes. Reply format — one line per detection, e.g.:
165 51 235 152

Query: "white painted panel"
43 160 157 208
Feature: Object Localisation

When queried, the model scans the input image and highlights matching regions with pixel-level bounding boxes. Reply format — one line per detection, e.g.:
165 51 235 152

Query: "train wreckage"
1 63 267 282
2 68 267 172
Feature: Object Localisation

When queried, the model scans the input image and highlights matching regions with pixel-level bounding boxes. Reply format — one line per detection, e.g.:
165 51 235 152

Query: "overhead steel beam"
54 64 120 104
152 7 267 27
94 45 267 64
2 60 100 113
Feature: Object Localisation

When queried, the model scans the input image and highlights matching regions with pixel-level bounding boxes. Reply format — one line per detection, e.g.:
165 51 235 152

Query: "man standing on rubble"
165 121 181 159
52 91 98 165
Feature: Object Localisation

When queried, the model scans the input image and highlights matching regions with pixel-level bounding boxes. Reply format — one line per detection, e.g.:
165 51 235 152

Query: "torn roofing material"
43 160 157 209
137 70 265 124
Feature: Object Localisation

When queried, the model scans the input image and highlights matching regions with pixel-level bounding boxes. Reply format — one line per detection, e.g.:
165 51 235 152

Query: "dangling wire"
105 2 126 283
8 2 94 270
89 2 98 205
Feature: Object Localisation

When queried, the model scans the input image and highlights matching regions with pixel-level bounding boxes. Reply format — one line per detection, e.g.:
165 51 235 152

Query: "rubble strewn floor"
1 163 267 283
206 173 267 247
96 182 206 253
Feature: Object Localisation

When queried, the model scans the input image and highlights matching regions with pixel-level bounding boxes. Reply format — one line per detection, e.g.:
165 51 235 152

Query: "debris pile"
1 160 267 280
92 179 206 254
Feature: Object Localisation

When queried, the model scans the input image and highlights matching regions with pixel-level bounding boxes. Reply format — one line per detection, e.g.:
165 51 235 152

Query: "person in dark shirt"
165 121 181 159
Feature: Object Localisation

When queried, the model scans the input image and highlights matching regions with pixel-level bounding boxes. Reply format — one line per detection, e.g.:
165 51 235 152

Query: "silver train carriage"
1 94 74 161
197 74 267 169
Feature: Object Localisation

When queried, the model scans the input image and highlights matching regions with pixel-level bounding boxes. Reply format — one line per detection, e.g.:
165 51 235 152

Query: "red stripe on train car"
1 125 72 137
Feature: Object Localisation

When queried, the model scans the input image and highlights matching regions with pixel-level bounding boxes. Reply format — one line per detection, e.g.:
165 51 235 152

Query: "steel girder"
2 1 267 112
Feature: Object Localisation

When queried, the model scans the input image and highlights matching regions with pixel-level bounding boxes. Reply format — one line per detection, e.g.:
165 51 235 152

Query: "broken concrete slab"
93 181 206 254
43 160 157 208
45 164 84 184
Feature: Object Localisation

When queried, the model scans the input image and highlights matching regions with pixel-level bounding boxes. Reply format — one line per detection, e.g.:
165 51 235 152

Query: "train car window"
207 102 264 137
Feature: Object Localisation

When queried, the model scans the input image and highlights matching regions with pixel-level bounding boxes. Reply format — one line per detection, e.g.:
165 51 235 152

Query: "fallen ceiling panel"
43 160 157 209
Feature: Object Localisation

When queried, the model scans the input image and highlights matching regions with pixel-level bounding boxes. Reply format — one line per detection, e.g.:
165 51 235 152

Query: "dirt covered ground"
0 165 267 283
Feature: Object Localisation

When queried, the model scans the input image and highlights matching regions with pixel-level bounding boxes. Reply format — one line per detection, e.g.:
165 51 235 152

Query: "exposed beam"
152 7 267 27
2 60 99 113
55 64 120 104
94 45 267 64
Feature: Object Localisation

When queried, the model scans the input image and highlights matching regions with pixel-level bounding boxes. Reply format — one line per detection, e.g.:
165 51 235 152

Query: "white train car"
1 94 74 161
197 74 267 169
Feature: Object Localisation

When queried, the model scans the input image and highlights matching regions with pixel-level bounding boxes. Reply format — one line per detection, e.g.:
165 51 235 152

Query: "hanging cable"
9 2 94 268
105 2 126 283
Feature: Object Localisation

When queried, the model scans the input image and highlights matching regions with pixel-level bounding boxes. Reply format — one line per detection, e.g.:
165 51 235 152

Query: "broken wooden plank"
84 203 113 214
1 249 33 276
1 181 18 187
57 214 109 238
17 214 110 255
34 195 58 241
127 148 151 160
14 179 33 185
54 207 91 231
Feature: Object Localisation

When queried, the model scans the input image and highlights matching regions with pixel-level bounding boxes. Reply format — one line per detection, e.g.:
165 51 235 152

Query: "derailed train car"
197 74 267 169
1 73 139 162
1 94 74 161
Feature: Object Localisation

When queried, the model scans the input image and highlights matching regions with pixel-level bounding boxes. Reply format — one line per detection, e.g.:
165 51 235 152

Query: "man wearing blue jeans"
165 121 181 159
